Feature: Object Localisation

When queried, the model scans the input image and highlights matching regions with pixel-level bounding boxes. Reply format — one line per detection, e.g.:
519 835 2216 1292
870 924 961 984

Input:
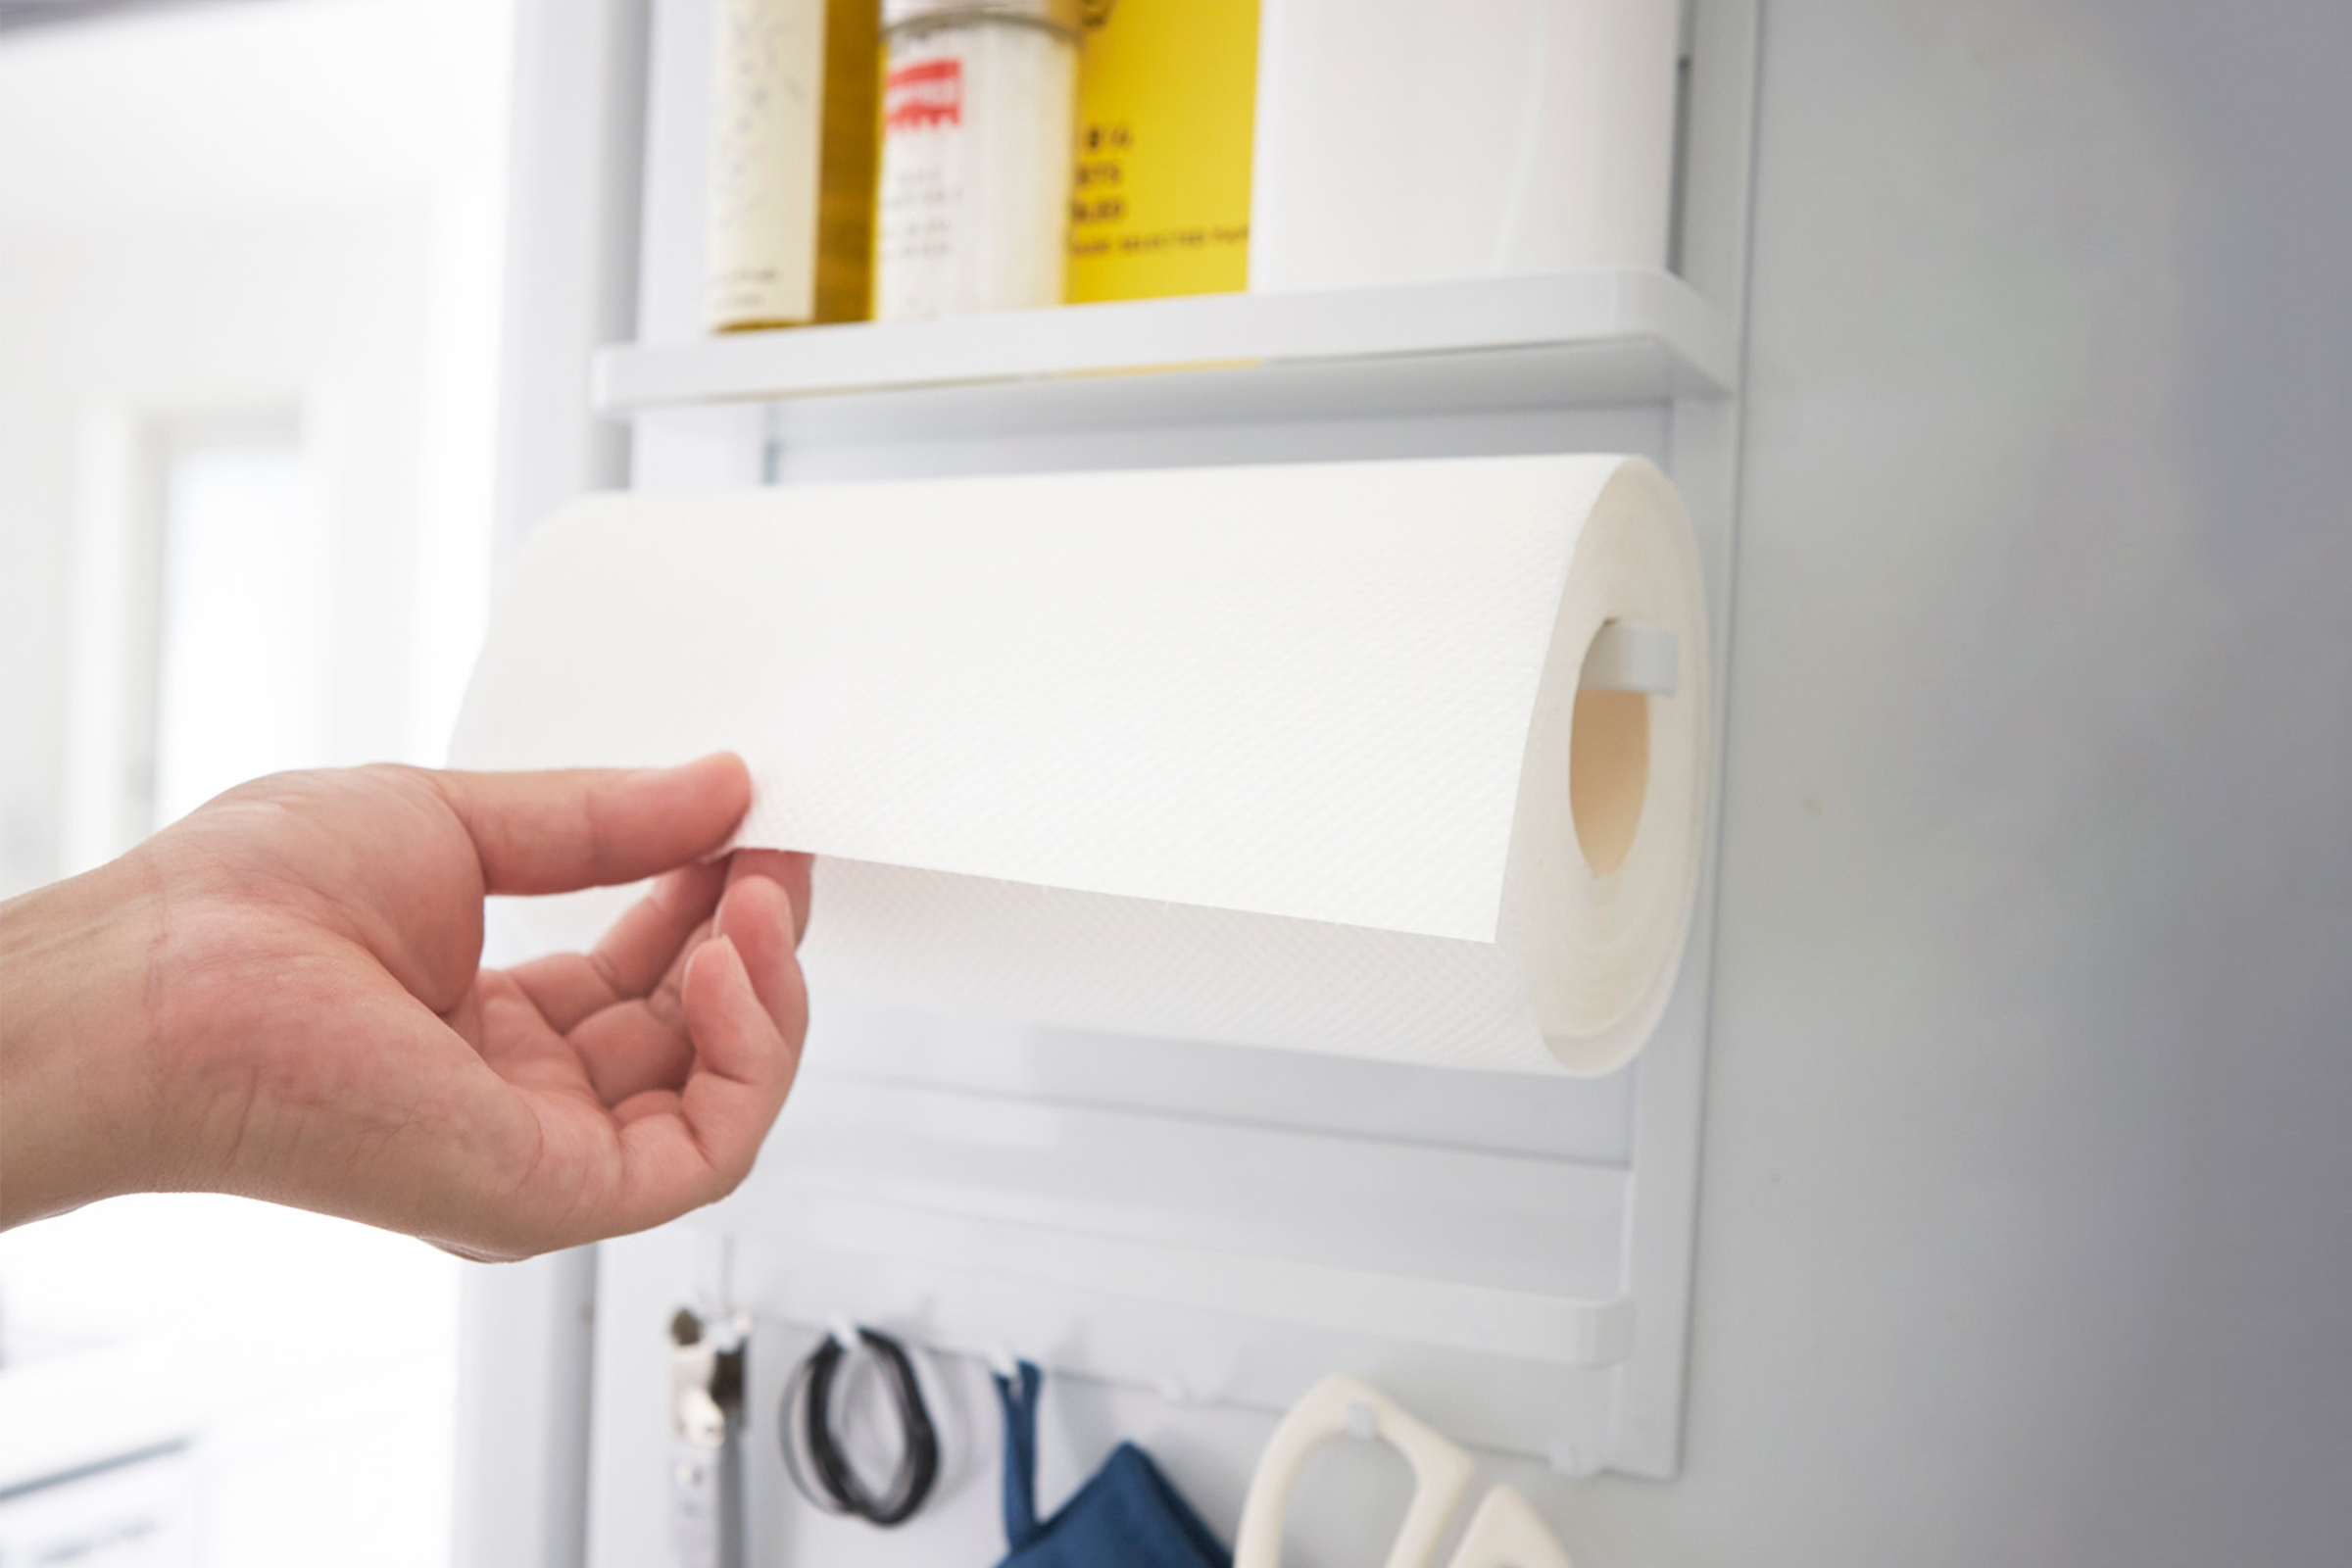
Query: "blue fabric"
991 1362 1231 1568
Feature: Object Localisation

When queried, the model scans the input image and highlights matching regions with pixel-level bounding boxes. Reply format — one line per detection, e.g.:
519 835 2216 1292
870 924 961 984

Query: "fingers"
463 859 813 1250
728 849 813 947
562 980 700 1106
689 924 804 1091
430 753 750 895
719 863 807 1012
507 860 728 1033
536 861 803 1112
595 860 733 994
612 923 807 1230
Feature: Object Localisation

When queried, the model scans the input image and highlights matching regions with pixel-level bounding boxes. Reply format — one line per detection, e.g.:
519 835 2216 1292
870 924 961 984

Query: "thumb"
430 753 751 895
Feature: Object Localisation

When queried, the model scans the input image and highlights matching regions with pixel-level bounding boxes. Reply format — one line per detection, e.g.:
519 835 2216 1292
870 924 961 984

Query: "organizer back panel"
567 9 1758 1559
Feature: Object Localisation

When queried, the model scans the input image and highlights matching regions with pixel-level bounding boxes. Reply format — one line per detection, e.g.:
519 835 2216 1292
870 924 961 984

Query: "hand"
0 754 808 1259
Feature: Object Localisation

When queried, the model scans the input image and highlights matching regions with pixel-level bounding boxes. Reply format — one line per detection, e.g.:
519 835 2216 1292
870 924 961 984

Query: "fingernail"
689 933 741 986
649 751 738 777
730 872 797 937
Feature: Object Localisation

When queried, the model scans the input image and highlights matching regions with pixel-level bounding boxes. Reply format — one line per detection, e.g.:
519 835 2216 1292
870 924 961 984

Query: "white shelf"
592 268 1738 423
706 1070 1635 1371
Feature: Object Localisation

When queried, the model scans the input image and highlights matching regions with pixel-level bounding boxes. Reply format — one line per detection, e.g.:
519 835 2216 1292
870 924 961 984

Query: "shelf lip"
760 1073 1630 1298
713 1187 1639 1370
592 267 1738 416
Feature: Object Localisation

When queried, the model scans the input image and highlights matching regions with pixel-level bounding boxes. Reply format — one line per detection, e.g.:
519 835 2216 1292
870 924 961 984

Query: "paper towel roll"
451 455 1707 1075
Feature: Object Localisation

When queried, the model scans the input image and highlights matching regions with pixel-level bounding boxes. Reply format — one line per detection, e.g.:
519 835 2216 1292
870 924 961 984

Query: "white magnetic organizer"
578 0 1759 1488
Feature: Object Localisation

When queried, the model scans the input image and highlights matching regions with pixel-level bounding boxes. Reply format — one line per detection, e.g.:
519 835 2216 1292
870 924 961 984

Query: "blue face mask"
991 1363 1232 1568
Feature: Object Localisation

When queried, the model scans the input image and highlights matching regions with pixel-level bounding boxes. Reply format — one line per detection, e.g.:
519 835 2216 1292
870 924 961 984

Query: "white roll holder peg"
1578 620 1679 695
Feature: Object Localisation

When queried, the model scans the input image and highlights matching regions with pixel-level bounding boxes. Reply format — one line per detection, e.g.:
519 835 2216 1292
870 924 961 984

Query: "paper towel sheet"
452 455 1708 1074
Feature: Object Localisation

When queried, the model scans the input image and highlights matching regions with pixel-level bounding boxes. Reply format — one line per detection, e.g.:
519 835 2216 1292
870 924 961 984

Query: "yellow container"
1064 0 1258 304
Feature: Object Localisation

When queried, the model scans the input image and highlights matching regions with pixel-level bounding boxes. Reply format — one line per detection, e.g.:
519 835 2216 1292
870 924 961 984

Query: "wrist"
0 857 171 1226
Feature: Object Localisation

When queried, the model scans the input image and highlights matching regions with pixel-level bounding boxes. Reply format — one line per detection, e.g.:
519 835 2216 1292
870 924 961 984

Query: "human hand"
0 754 808 1259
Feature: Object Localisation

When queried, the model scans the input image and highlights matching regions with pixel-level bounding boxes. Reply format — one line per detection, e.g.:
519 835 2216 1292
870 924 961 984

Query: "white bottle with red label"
875 0 1080 320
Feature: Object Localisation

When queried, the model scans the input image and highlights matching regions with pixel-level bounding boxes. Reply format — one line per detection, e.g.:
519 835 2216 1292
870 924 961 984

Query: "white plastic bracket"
1578 620 1680 695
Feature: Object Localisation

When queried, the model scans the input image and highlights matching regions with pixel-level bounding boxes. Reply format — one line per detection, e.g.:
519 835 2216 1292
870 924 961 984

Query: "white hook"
828 1317 859 1351
1234 1377 1474 1568
985 1343 1021 1381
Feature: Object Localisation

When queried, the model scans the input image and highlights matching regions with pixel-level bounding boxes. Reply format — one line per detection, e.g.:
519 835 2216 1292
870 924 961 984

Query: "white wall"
1652 3 2352 1559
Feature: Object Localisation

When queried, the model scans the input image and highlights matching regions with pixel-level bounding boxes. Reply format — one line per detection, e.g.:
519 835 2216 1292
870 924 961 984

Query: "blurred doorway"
0 4 515 1565
150 410 329 829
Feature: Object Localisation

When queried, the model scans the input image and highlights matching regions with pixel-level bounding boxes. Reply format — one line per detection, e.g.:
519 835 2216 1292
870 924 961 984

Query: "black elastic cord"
776 1350 848 1517
778 1327 940 1527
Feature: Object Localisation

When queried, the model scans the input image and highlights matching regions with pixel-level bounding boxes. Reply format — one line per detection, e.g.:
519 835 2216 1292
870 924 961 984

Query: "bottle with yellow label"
707 0 880 332
1065 0 1259 304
